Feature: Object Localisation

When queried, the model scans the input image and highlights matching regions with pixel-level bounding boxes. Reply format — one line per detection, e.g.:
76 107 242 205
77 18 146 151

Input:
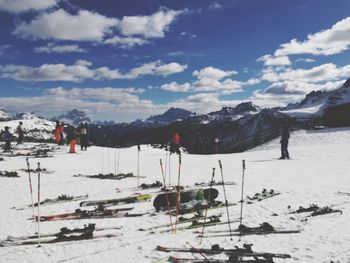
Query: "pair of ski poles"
26 158 42 247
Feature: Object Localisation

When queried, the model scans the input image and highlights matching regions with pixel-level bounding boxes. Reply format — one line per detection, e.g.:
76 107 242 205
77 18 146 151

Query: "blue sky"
0 0 350 122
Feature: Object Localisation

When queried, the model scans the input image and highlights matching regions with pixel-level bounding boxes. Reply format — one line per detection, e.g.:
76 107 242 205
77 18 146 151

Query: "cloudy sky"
0 0 350 121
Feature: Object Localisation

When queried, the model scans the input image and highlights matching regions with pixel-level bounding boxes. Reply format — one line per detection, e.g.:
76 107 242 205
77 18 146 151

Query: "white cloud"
34 43 87 53
14 9 119 42
261 63 350 83
160 82 191 92
0 0 57 13
274 17 350 56
104 36 148 48
0 60 188 82
168 93 241 113
193 66 237 80
126 61 187 78
257 54 291 66
160 66 250 94
250 80 345 108
118 8 182 38
209 1 223 10
0 87 155 117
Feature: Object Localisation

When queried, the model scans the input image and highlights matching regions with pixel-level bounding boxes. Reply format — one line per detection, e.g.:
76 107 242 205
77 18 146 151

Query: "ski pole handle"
218 160 222 169
242 160 245 170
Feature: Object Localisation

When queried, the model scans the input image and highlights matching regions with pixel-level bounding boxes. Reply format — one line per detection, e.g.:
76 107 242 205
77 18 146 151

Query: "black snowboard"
153 188 219 211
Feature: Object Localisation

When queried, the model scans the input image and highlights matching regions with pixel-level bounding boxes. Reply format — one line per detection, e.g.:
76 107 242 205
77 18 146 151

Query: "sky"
0 0 350 122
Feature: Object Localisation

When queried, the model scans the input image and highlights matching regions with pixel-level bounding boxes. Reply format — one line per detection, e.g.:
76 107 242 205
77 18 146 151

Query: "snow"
0 109 11 120
1 128 350 262
0 115 55 140
280 103 325 118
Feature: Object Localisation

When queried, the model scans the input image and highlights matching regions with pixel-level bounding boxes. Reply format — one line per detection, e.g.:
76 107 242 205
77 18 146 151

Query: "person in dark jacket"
169 132 181 155
79 123 89 151
16 122 25 144
2 126 13 152
280 125 290 159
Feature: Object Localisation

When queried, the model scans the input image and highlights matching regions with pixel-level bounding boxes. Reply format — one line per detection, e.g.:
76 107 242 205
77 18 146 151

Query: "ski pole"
117 148 121 174
174 155 182 233
168 145 171 187
239 160 246 241
114 146 117 176
26 158 37 234
218 160 233 240
137 145 141 187
160 159 174 232
200 167 215 244
37 162 41 247
164 145 168 187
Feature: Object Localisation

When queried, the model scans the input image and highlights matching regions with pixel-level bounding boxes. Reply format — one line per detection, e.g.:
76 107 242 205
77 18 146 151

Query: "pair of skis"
13 194 88 210
156 244 291 261
33 207 141 222
73 172 145 180
1 224 122 247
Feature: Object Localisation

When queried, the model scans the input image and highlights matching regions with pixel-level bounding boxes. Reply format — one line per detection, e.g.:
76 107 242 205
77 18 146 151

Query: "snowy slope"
0 113 55 141
0 128 350 262
0 108 11 121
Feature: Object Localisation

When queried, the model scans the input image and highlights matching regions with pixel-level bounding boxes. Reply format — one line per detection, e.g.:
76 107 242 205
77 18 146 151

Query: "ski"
170 201 237 215
73 172 145 180
200 229 300 238
1 230 120 247
195 181 237 187
33 207 138 221
139 214 222 231
156 244 291 259
13 194 89 210
19 168 55 174
306 207 342 218
287 204 319 214
80 193 152 207
0 171 19 177
245 189 280 204
168 256 275 263
154 217 237 233
7 224 123 242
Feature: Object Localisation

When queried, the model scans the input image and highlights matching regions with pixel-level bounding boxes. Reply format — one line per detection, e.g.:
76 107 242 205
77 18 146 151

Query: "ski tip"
156 245 168 252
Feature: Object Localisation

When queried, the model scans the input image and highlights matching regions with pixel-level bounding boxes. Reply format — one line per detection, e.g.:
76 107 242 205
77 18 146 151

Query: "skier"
170 132 181 155
1 126 13 152
279 125 290 159
79 122 89 151
54 121 64 145
68 126 79 153
16 121 25 144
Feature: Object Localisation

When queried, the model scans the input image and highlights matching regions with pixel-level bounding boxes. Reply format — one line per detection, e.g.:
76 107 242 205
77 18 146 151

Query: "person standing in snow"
69 126 79 153
170 132 181 155
279 125 290 159
16 122 25 144
79 123 89 151
54 121 64 145
1 126 13 152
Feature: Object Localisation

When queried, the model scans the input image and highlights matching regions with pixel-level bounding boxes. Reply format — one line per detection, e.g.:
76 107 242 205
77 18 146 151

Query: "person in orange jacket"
69 126 79 153
54 121 61 144
170 132 181 155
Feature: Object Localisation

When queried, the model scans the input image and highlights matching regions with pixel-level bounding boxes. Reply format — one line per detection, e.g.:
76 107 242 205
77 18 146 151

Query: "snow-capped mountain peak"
52 109 91 127
145 108 196 124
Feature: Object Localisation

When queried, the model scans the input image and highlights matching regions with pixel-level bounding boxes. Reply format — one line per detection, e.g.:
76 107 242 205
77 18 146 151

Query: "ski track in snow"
1 127 350 262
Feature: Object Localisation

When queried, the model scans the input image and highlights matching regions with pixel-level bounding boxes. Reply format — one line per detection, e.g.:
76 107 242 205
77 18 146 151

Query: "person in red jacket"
170 132 181 155
54 121 61 144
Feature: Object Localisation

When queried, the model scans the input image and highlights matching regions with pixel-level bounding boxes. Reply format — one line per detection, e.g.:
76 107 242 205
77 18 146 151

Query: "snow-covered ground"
1 127 350 263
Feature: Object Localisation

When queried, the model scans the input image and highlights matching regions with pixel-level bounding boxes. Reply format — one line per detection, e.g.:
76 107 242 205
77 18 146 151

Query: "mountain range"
1 77 350 153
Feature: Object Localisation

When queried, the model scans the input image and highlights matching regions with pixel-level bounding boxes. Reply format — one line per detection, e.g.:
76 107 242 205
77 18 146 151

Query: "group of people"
54 121 90 153
168 125 291 160
0 122 25 152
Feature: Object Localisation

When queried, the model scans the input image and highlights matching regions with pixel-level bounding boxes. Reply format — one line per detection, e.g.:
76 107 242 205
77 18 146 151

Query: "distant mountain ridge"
52 109 91 126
